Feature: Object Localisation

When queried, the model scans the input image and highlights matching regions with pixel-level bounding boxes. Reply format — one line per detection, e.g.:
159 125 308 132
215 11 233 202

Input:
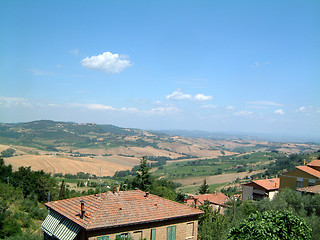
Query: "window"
167 226 176 240
186 222 194 238
297 178 303 188
309 179 316 186
150 229 156 240
97 237 109 240
132 231 142 240
116 233 131 239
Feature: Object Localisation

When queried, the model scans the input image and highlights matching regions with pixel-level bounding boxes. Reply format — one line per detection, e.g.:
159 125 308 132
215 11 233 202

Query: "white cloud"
234 110 253 116
56 64 63 68
0 96 31 107
274 109 284 115
226 106 234 110
166 90 192 100
247 101 283 106
120 107 138 112
194 94 213 101
81 52 131 73
201 104 217 109
84 104 115 111
70 49 79 56
150 106 180 115
166 90 212 101
152 101 163 106
295 106 306 112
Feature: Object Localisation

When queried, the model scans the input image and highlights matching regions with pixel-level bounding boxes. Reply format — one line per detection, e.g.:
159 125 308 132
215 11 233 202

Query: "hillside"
0 120 319 177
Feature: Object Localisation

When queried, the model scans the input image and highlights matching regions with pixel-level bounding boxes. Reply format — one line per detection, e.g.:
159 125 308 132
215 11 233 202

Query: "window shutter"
151 229 156 240
172 226 176 240
167 226 172 240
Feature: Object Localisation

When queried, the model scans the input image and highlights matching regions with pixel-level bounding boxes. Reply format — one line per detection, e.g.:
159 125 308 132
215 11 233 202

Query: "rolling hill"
0 120 319 177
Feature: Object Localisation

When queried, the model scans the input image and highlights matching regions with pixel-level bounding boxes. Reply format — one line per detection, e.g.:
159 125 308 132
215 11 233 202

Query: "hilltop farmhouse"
41 190 203 240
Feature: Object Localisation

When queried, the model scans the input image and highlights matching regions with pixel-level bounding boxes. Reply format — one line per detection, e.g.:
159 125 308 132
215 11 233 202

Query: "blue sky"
0 0 319 140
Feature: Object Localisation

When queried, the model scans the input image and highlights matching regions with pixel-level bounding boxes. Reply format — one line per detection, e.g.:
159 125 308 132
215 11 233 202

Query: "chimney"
80 200 86 219
194 197 199 208
144 192 150 198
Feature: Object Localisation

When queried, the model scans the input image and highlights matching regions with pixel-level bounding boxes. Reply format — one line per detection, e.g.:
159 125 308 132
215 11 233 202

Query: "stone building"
41 190 203 240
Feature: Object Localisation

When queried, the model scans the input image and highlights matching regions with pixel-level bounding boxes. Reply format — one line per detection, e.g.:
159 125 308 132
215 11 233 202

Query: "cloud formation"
0 96 31 107
201 104 217 109
69 49 79 56
234 110 253 116
247 101 283 106
274 109 284 115
81 52 131 73
150 106 180 115
166 90 212 101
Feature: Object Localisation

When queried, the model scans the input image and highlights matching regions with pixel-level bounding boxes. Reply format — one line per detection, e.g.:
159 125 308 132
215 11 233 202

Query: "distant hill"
0 120 319 176
158 129 320 143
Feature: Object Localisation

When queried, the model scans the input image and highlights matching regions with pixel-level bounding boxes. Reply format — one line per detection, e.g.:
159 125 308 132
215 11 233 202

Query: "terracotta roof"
243 178 280 191
45 190 203 230
186 192 230 206
307 160 320 168
297 185 320 194
296 166 320 178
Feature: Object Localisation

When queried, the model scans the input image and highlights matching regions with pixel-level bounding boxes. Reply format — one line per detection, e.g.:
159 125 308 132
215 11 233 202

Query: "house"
41 190 203 240
306 160 320 172
185 192 230 214
242 178 279 201
279 162 320 191
297 185 320 195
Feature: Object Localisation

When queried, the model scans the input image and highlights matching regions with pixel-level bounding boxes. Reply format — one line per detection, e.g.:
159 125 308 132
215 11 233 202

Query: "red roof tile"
297 185 320 194
307 160 320 168
296 166 320 178
186 192 230 206
45 190 203 230
243 178 280 191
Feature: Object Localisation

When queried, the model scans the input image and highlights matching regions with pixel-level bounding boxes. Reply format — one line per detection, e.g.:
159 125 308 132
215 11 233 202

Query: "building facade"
279 161 320 191
242 178 279 201
41 190 203 240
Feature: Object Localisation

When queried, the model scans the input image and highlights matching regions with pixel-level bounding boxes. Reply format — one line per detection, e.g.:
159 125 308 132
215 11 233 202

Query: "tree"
229 210 311 240
58 180 66 200
132 157 152 191
199 179 209 194
198 200 229 240
0 148 15 158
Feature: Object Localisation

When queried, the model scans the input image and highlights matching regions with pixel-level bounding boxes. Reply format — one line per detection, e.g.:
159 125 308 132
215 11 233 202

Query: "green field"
154 151 283 180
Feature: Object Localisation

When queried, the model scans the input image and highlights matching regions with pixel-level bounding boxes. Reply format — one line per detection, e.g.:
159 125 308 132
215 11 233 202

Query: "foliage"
1 148 15 158
131 157 153 192
198 200 229 240
199 179 209 194
229 210 311 240
11 166 58 202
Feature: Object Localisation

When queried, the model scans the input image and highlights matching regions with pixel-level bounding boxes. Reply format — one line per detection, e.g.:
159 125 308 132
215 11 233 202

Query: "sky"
0 0 319 141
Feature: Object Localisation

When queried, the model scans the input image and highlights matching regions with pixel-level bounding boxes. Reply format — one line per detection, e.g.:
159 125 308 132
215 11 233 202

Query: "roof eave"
86 212 204 231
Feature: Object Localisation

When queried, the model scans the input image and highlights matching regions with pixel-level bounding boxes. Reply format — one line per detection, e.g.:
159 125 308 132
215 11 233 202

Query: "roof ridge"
86 193 108 229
